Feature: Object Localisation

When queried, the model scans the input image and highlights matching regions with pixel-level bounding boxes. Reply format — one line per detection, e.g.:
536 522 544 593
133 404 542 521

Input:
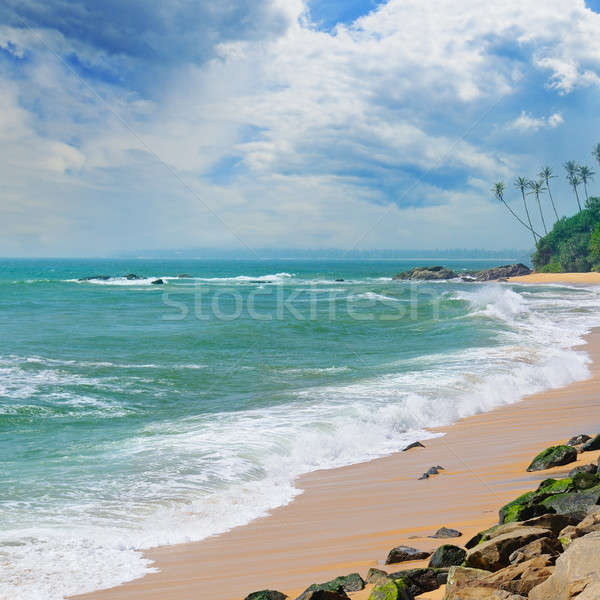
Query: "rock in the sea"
529 531 600 599
124 273 142 280
567 434 591 447
465 526 552 571
402 441 425 451
568 464 597 477
245 591 287 600
367 580 413 600
151 278 164 285
428 544 466 568
393 266 458 280
335 278 345 282
469 264 531 282
177 274 192 278
386 545 431 564
582 434 600 451
430 526 462 538
300 573 364 595
526 445 577 472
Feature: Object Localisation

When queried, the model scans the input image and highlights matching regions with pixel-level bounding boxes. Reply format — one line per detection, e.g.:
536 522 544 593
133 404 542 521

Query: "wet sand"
509 272 600 284
77 330 600 600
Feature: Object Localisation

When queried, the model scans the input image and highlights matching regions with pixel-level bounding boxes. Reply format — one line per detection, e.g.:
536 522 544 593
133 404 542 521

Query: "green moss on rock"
526 445 577 472
367 579 412 600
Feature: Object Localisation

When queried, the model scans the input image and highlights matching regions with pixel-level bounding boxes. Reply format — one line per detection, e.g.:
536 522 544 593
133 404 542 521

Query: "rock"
177 274 192 278
567 434 591 447
478 556 554 596
529 531 600 599
558 507 600 548
471 264 531 282
572 471 600 490
296 591 350 600
367 580 413 600
245 592 287 600
393 266 458 280
521 514 578 536
435 465 445 470
568 464 597 477
335 279 345 282
151 279 164 285
426 466 440 475
541 485 600 521
124 273 142 280
582 434 600 451
385 546 431 564
428 544 466 568
526 445 577 472
301 574 364 594
366 568 393 586
402 441 424 451
430 527 462 538
418 473 429 480
508 537 561 564
385 568 445 595
465 526 552 571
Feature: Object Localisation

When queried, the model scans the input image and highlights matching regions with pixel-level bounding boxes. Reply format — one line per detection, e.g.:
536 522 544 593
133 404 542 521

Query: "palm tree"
593 143 600 167
528 180 548 235
538 166 559 221
578 165 595 202
565 161 583 212
514 176 538 244
493 182 540 243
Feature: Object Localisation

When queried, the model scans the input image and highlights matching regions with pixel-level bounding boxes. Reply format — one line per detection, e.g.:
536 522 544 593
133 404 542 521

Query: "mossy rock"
304 573 364 593
527 445 577 472
428 545 466 568
572 471 600 490
541 484 600 520
367 579 413 600
582 434 600 451
245 591 287 600
498 491 538 524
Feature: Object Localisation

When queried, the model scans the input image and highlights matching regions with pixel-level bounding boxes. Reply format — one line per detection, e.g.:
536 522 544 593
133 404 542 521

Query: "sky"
1 0 600 256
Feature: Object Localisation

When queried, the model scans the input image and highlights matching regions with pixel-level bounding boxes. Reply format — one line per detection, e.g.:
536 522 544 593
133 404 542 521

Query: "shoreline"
508 272 600 284
77 326 600 600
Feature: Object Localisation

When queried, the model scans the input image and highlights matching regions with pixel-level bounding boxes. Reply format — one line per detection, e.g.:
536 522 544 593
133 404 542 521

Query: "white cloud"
509 111 564 132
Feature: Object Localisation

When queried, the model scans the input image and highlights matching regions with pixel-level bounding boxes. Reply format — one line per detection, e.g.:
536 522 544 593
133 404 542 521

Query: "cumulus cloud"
1 0 600 255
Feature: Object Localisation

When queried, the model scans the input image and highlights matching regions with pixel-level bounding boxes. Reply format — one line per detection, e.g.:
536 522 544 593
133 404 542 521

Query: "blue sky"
1 0 600 256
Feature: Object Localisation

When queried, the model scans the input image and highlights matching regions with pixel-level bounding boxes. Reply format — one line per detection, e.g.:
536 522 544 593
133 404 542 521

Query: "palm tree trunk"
547 182 559 221
521 190 538 244
573 185 582 211
584 182 589 202
500 198 540 238
535 192 547 234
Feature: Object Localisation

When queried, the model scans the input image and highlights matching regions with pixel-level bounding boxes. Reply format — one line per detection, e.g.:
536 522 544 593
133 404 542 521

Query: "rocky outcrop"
443 567 528 599
465 526 552 571
541 485 600 521
428 545 466 568
467 264 531 282
245 592 287 600
529 531 600 599
526 445 577 471
385 546 431 564
393 266 458 280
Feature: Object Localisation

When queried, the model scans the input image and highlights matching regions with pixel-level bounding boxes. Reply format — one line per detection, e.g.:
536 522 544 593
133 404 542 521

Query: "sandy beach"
76 325 600 600
508 272 600 284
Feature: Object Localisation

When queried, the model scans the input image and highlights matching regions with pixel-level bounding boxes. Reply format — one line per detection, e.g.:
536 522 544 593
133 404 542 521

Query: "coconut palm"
492 182 540 242
538 166 559 221
593 143 600 167
528 180 548 235
565 161 583 212
578 165 595 202
514 176 538 244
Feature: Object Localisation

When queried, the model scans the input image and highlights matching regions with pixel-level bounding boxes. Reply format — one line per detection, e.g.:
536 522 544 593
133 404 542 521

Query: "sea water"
1 258 599 599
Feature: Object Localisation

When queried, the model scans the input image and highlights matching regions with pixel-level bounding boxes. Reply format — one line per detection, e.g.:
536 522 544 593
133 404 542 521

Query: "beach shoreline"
508 272 600 284
76 326 600 600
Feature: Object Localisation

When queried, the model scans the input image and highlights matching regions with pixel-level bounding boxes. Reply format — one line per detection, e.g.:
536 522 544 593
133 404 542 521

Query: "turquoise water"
1 259 599 599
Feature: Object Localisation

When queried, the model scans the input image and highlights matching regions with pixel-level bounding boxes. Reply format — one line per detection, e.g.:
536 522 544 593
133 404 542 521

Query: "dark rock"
568 464 597 477
435 465 445 470
567 434 591 446
393 266 458 281
582 434 600 451
387 567 445 595
572 471 600 490
526 445 577 472
335 279 345 282
541 485 600 520
177 274 192 278
151 279 164 285
418 473 429 480
402 441 424 451
302 574 364 594
124 273 142 280
366 580 413 600
521 514 578 536
426 466 440 475
507 537 562 565
471 264 531 282
366 568 392 586
295 591 349 600
428 545 467 568
430 526 462 538
245 591 287 600
465 526 553 571
385 545 431 564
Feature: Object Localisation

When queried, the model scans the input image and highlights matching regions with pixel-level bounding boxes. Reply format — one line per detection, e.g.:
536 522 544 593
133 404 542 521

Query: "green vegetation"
493 142 600 272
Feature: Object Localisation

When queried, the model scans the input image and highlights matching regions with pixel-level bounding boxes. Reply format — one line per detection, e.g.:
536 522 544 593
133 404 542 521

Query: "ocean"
1 258 599 599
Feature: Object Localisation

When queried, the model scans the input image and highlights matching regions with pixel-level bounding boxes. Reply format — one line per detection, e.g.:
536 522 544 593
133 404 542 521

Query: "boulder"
558 507 600 548
151 279 164 285
386 546 431 564
529 531 600 599
301 574 364 594
521 514 578 536
402 441 424 451
430 527 462 538
572 471 600 490
393 266 457 280
582 434 600 451
426 466 440 475
526 445 577 472
507 536 561 564
296 592 350 600
567 434 591 447
124 273 142 280
540 485 600 521
367 580 413 600
245 592 287 600
428 544 466 568
465 526 552 571
387 568 444 595
470 264 531 282
366 568 393 586
477 556 554 596
568 464 597 477
418 473 429 480
443 567 527 599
